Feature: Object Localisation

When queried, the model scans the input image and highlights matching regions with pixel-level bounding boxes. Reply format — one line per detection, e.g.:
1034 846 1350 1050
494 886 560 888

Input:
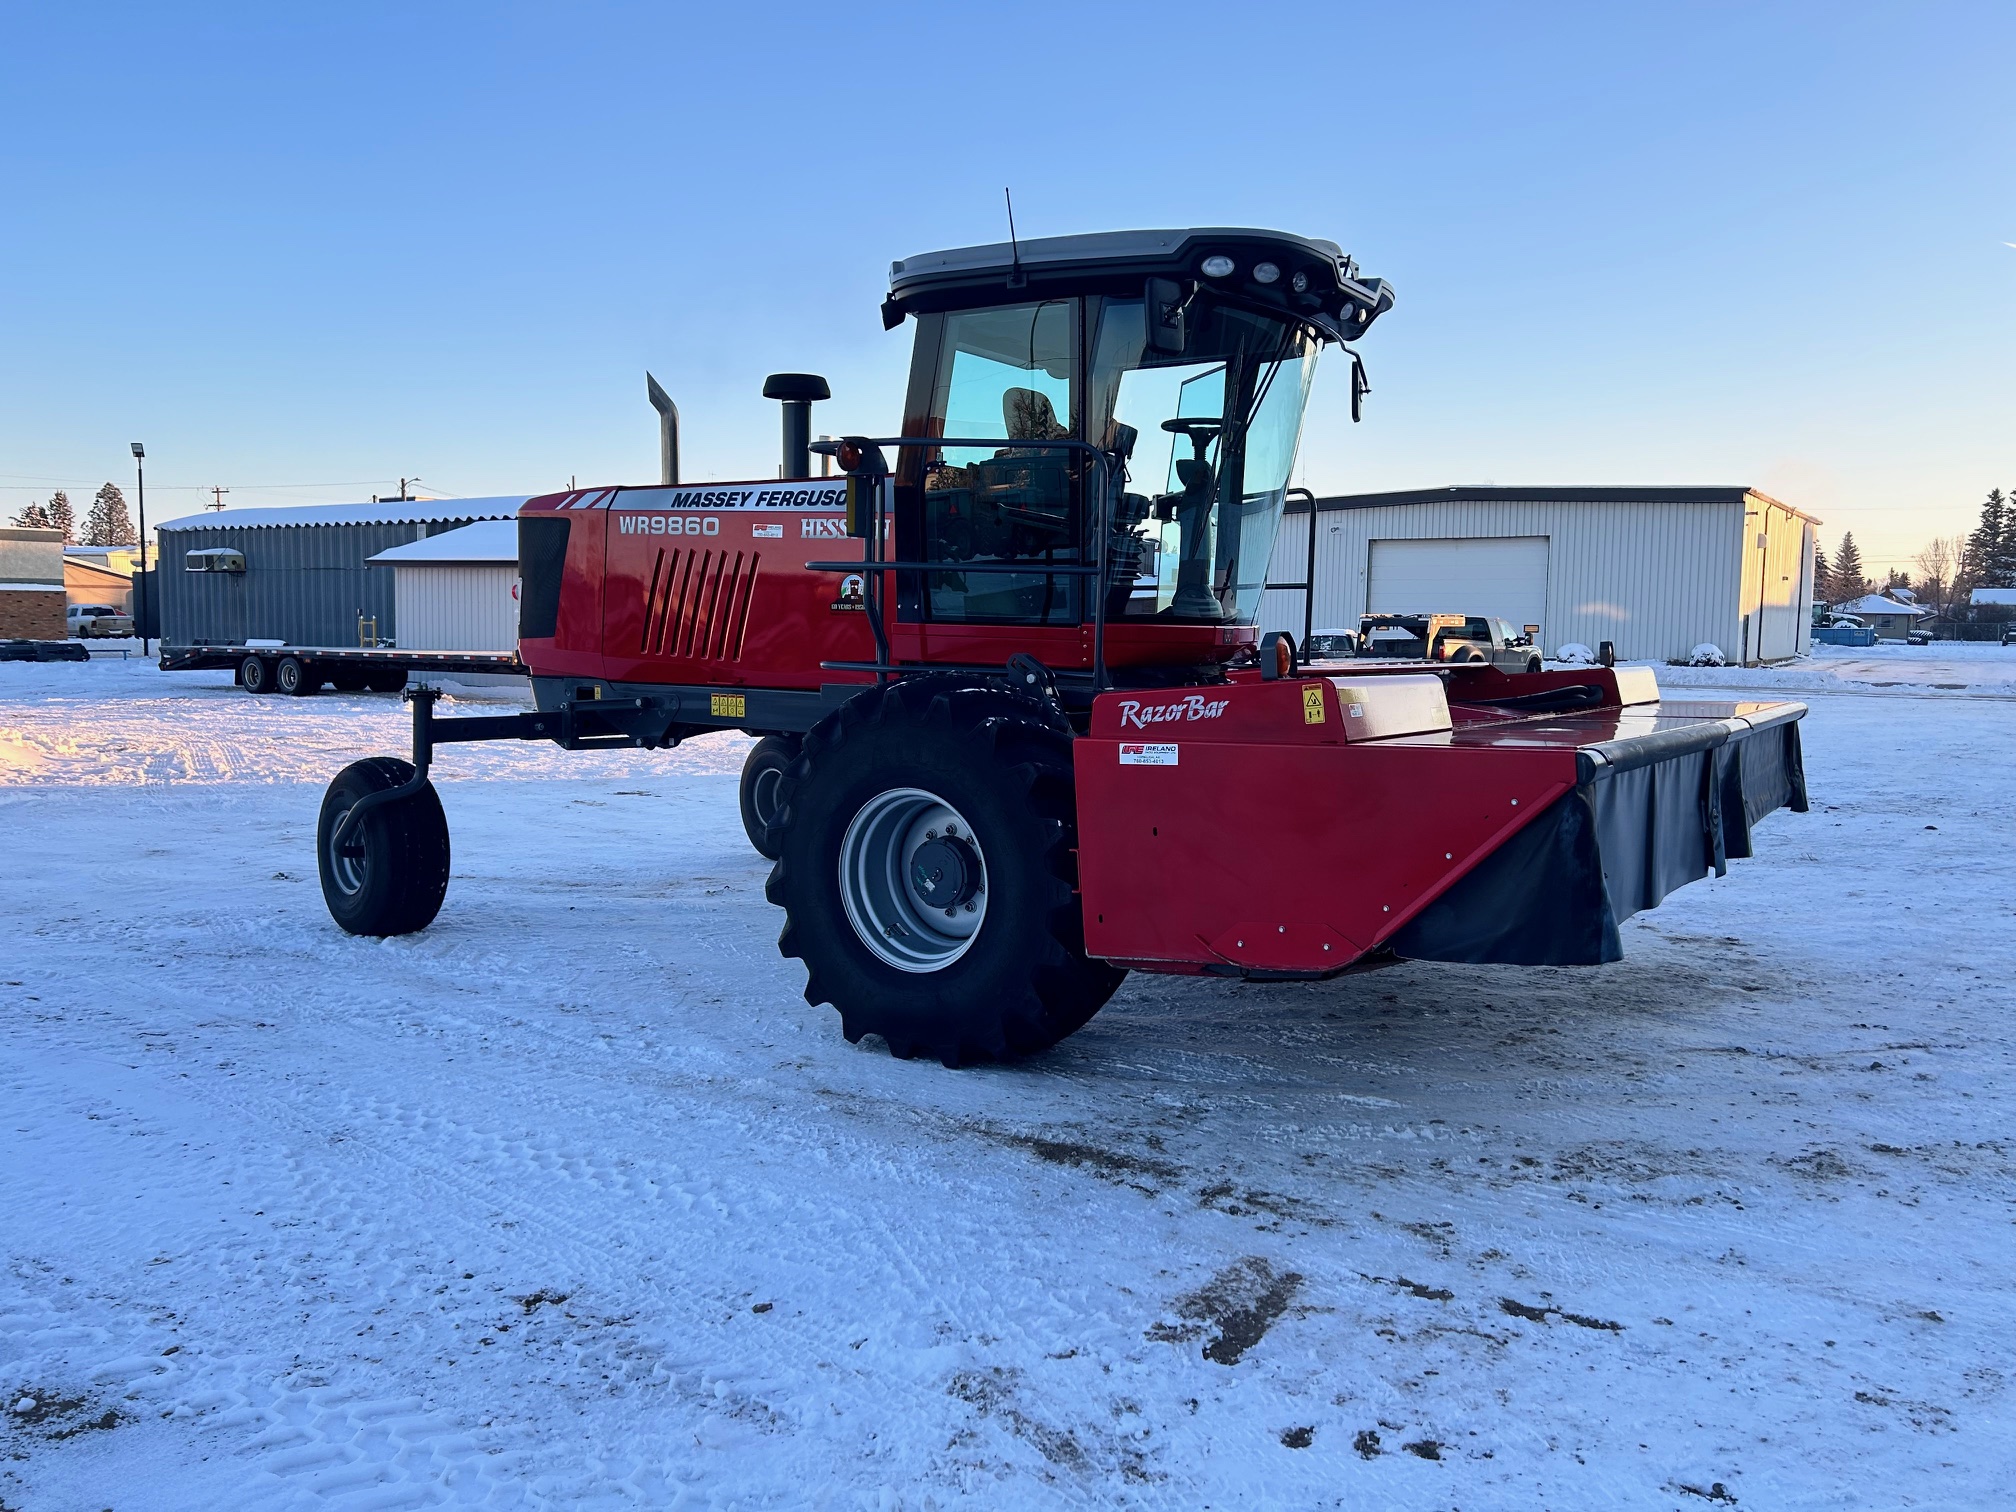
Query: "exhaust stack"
646 372 680 485
762 373 831 479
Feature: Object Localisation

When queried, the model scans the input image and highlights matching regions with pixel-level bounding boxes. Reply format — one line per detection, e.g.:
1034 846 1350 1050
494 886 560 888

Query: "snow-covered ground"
2 645 2012 1509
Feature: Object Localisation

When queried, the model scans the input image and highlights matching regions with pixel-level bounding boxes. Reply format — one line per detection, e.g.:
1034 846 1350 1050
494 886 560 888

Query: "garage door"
1367 536 1550 632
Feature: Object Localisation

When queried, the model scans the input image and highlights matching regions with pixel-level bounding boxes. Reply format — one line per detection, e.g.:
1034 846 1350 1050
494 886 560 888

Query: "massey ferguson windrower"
314 228 1809 1065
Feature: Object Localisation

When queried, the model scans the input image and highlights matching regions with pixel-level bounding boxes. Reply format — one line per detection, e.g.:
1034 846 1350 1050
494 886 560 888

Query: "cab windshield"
904 294 1317 627
1089 297 1316 624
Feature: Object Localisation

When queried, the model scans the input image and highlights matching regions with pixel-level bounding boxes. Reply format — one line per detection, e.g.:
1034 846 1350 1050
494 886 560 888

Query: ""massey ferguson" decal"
1116 693 1231 731
614 482 847 512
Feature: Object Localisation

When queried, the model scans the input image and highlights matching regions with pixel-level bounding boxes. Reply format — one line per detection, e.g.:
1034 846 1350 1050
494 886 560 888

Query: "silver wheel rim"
326 802 365 895
838 787 987 973
751 765 784 829
279 661 299 691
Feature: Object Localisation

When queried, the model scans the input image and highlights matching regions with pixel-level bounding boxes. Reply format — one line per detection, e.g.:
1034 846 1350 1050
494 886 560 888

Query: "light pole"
130 442 148 657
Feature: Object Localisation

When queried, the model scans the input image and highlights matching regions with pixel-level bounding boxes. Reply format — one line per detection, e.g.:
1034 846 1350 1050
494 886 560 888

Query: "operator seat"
1002 387 1069 444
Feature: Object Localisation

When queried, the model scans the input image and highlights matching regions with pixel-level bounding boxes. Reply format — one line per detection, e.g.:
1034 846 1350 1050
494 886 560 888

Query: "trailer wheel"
276 656 320 696
767 680 1124 1066
240 655 274 694
317 757 451 936
329 668 369 693
1526 654 1543 674
739 735 799 860
364 668 408 694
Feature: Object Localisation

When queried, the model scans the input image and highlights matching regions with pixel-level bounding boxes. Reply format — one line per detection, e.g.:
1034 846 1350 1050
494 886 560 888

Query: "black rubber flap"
1389 789 1624 967
1391 717 1806 968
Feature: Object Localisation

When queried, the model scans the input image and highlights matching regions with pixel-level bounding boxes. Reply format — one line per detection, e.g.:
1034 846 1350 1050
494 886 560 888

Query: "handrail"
805 560 1102 576
831 435 1123 693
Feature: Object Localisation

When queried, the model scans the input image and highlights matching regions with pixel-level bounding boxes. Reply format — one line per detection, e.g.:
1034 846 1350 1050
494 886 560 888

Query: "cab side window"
916 301 1080 624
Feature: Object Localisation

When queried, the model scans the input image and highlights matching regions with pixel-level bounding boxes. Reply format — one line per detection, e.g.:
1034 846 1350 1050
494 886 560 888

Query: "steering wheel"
1160 417 1223 465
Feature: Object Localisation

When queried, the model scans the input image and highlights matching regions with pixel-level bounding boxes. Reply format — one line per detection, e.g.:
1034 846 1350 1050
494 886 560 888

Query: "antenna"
1004 187 1025 289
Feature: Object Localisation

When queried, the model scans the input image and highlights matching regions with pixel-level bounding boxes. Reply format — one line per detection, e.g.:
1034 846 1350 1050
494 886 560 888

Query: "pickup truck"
1345 612 1545 673
67 603 135 638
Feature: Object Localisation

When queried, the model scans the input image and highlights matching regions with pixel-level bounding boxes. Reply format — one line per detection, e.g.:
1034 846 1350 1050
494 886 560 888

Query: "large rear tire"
765 680 1125 1066
739 735 799 860
241 655 274 694
317 758 451 936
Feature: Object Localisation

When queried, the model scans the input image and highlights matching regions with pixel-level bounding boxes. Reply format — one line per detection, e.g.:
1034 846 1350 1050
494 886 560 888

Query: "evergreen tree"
1988 492 2016 589
83 482 137 547
46 490 74 544
11 501 54 529
1964 489 2009 588
1813 539 1831 605
1831 533 1867 603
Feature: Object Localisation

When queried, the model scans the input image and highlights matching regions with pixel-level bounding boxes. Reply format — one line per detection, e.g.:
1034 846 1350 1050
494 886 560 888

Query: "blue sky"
3 1 2011 571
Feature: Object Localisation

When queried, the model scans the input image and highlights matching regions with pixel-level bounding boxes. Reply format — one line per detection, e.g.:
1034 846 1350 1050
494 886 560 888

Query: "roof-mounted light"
1200 255 1235 279
1252 261 1281 285
1290 270 1309 293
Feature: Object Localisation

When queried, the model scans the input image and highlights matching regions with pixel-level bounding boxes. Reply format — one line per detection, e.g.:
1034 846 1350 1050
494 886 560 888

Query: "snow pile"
3 657 2014 1508
1554 641 1597 664
1687 642 1727 666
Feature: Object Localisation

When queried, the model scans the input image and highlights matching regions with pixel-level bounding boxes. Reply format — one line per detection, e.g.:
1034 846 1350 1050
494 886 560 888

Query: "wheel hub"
838 787 988 972
909 835 979 909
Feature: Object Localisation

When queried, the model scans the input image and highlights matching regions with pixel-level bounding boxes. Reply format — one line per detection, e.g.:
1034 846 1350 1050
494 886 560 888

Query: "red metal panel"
1075 677 1580 973
598 507 875 690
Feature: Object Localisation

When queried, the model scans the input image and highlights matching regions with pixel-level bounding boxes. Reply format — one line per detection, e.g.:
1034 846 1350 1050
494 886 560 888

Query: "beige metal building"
1261 486 1816 664
366 519 519 652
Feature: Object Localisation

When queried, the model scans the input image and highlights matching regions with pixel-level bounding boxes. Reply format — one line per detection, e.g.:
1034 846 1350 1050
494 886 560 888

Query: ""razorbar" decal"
1116 694 1230 731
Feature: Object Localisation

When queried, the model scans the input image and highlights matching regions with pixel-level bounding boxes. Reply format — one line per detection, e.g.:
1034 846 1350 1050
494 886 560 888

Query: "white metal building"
366 519 519 653
1261 486 1817 665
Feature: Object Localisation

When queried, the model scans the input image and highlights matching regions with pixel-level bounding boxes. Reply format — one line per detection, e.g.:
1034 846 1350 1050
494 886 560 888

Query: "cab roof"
884 226 1393 344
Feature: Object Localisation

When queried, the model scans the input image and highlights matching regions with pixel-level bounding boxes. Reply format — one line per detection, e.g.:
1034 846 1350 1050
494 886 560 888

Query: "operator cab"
881 229 1392 652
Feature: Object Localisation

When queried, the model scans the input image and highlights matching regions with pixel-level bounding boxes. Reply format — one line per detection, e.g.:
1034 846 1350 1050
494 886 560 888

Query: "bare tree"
1912 536 1962 613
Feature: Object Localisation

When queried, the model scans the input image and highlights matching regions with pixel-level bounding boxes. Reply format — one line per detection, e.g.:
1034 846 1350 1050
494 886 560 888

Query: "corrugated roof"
366 519 519 566
156 495 528 533
1298 485 1819 524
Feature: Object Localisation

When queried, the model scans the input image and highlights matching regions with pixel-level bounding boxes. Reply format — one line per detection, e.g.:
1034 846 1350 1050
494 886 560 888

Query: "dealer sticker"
1119 743 1179 766
751 522 783 538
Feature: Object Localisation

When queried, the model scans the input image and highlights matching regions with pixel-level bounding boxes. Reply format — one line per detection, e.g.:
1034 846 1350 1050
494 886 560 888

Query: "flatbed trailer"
160 642 523 695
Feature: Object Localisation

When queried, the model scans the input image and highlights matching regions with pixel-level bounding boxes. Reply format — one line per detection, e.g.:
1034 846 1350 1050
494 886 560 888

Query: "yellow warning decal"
711 693 746 719
1302 683 1326 724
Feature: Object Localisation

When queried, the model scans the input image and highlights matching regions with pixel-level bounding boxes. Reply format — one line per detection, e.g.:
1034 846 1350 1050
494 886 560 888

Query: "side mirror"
1145 277 1187 356
1349 354 1370 423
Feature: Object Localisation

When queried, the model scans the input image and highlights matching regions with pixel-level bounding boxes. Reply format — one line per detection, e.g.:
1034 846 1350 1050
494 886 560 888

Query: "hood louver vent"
638 548 760 661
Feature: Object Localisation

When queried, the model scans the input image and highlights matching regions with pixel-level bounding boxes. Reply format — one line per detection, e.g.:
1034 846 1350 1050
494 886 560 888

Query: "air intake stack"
762 373 831 479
